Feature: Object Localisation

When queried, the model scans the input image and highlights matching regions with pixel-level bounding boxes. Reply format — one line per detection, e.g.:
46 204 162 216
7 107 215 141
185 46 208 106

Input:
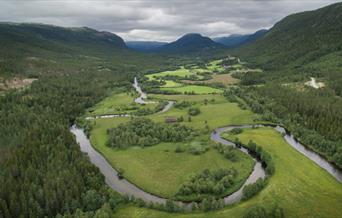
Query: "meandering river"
71 77 342 208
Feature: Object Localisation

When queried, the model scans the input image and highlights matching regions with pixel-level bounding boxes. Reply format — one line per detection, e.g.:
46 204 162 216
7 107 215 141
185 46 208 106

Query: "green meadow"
86 92 157 116
159 85 223 94
146 67 195 80
88 92 258 200
114 127 342 218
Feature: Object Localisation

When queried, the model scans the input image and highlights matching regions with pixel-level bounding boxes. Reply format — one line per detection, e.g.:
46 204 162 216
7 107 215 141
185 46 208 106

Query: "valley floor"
81 58 342 218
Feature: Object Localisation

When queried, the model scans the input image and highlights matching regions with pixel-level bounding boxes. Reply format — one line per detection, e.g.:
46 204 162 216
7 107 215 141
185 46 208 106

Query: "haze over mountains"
126 30 268 52
213 29 268 48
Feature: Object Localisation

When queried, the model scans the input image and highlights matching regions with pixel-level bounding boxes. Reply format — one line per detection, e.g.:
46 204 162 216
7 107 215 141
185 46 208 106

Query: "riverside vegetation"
1 3 342 217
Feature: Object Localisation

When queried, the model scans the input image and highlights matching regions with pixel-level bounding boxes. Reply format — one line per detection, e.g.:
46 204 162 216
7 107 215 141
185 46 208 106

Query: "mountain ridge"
213 29 268 48
154 33 224 54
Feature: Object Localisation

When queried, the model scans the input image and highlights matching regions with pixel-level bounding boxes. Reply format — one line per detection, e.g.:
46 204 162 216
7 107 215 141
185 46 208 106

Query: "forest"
177 168 237 197
224 86 342 168
106 118 195 148
0 71 130 217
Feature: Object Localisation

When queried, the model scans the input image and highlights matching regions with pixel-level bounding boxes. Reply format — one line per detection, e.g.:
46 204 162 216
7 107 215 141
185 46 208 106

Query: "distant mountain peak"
155 33 223 53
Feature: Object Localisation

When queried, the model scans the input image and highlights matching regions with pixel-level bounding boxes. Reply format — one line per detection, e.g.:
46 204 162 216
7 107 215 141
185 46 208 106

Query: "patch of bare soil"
0 77 37 91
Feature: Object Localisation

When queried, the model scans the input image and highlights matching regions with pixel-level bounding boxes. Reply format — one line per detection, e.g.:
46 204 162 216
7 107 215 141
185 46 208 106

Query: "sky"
1 0 340 42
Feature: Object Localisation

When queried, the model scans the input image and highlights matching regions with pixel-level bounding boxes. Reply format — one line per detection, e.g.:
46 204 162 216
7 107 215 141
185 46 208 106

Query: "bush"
244 205 285 218
177 168 237 197
187 141 209 155
244 205 268 218
247 140 275 175
174 101 192 109
174 145 185 153
231 128 243 135
215 144 239 162
242 178 266 200
188 107 201 116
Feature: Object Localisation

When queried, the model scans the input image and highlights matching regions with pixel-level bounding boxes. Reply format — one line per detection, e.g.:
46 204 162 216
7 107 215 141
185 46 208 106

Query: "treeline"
106 118 195 148
176 168 237 199
0 71 129 217
134 101 169 116
243 204 285 218
242 178 267 200
224 86 342 169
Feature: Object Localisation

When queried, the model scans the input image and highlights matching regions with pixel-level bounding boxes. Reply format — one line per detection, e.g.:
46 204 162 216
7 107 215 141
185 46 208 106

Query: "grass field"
87 92 156 116
182 74 239 86
146 67 195 80
161 80 183 88
114 127 342 218
150 94 227 103
90 127 254 199
88 95 258 200
206 59 225 72
159 85 223 94
149 101 257 130
206 74 239 85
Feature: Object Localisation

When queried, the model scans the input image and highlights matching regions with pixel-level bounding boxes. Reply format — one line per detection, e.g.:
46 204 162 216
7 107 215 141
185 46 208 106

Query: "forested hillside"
155 33 224 54
229 2 342 169
0 23 177 78
0 23 184 217
234 3 342 72
213 29 267 48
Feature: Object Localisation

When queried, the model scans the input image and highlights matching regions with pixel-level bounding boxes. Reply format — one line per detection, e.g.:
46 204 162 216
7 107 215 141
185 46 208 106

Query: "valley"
74 57 342 217
1 2 342 218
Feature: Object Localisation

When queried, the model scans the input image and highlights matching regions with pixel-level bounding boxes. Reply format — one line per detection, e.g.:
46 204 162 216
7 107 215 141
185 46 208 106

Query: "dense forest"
106 118 194 148
225 86 342 168
0 71 130 217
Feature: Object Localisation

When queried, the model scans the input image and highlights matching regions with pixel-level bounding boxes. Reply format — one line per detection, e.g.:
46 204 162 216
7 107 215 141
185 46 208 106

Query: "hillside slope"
126 41 167 51
0 23 126 54
234 3 342 73
0 23 175 77
214 29 267 48
155 33 224 54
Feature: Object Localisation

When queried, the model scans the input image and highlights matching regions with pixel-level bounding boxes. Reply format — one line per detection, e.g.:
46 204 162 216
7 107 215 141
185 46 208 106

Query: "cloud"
0 0 340 41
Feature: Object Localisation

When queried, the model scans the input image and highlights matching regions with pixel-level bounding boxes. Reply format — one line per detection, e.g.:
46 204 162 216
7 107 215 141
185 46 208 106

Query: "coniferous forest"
1 2 342 218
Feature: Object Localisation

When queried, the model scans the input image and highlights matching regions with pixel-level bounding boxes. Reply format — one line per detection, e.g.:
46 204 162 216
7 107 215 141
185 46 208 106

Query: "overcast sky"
0 0 340 42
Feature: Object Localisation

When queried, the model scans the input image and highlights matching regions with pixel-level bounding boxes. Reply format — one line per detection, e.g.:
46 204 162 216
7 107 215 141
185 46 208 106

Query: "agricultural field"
206 59 225 72
160 80 183 88
114 127 342 218
146 67 196 80
159 84 223 94
182 74 239 86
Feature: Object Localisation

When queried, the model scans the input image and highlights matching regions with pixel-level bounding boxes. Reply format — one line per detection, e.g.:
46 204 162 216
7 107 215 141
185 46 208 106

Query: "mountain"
0 23 173 77
155 33 224 53
213 29 268 48
126 41 167 51
0 23 127 57
234 3 342 72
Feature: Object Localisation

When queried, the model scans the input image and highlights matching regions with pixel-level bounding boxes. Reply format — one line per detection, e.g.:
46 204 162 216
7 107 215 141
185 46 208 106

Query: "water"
70 124 267 206
73 77 342 207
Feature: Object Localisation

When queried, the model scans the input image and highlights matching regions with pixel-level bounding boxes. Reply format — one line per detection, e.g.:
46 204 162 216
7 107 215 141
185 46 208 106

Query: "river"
71 77 342 208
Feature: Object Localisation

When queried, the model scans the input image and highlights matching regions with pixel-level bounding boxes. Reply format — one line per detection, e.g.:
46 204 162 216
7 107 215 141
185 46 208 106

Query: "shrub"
242 178 266 200
188 107 201 116
177 168 237 198
231 128 243 135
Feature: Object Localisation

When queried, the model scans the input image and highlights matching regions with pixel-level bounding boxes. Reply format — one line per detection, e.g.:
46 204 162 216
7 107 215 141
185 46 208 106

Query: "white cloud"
0 0 340 41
